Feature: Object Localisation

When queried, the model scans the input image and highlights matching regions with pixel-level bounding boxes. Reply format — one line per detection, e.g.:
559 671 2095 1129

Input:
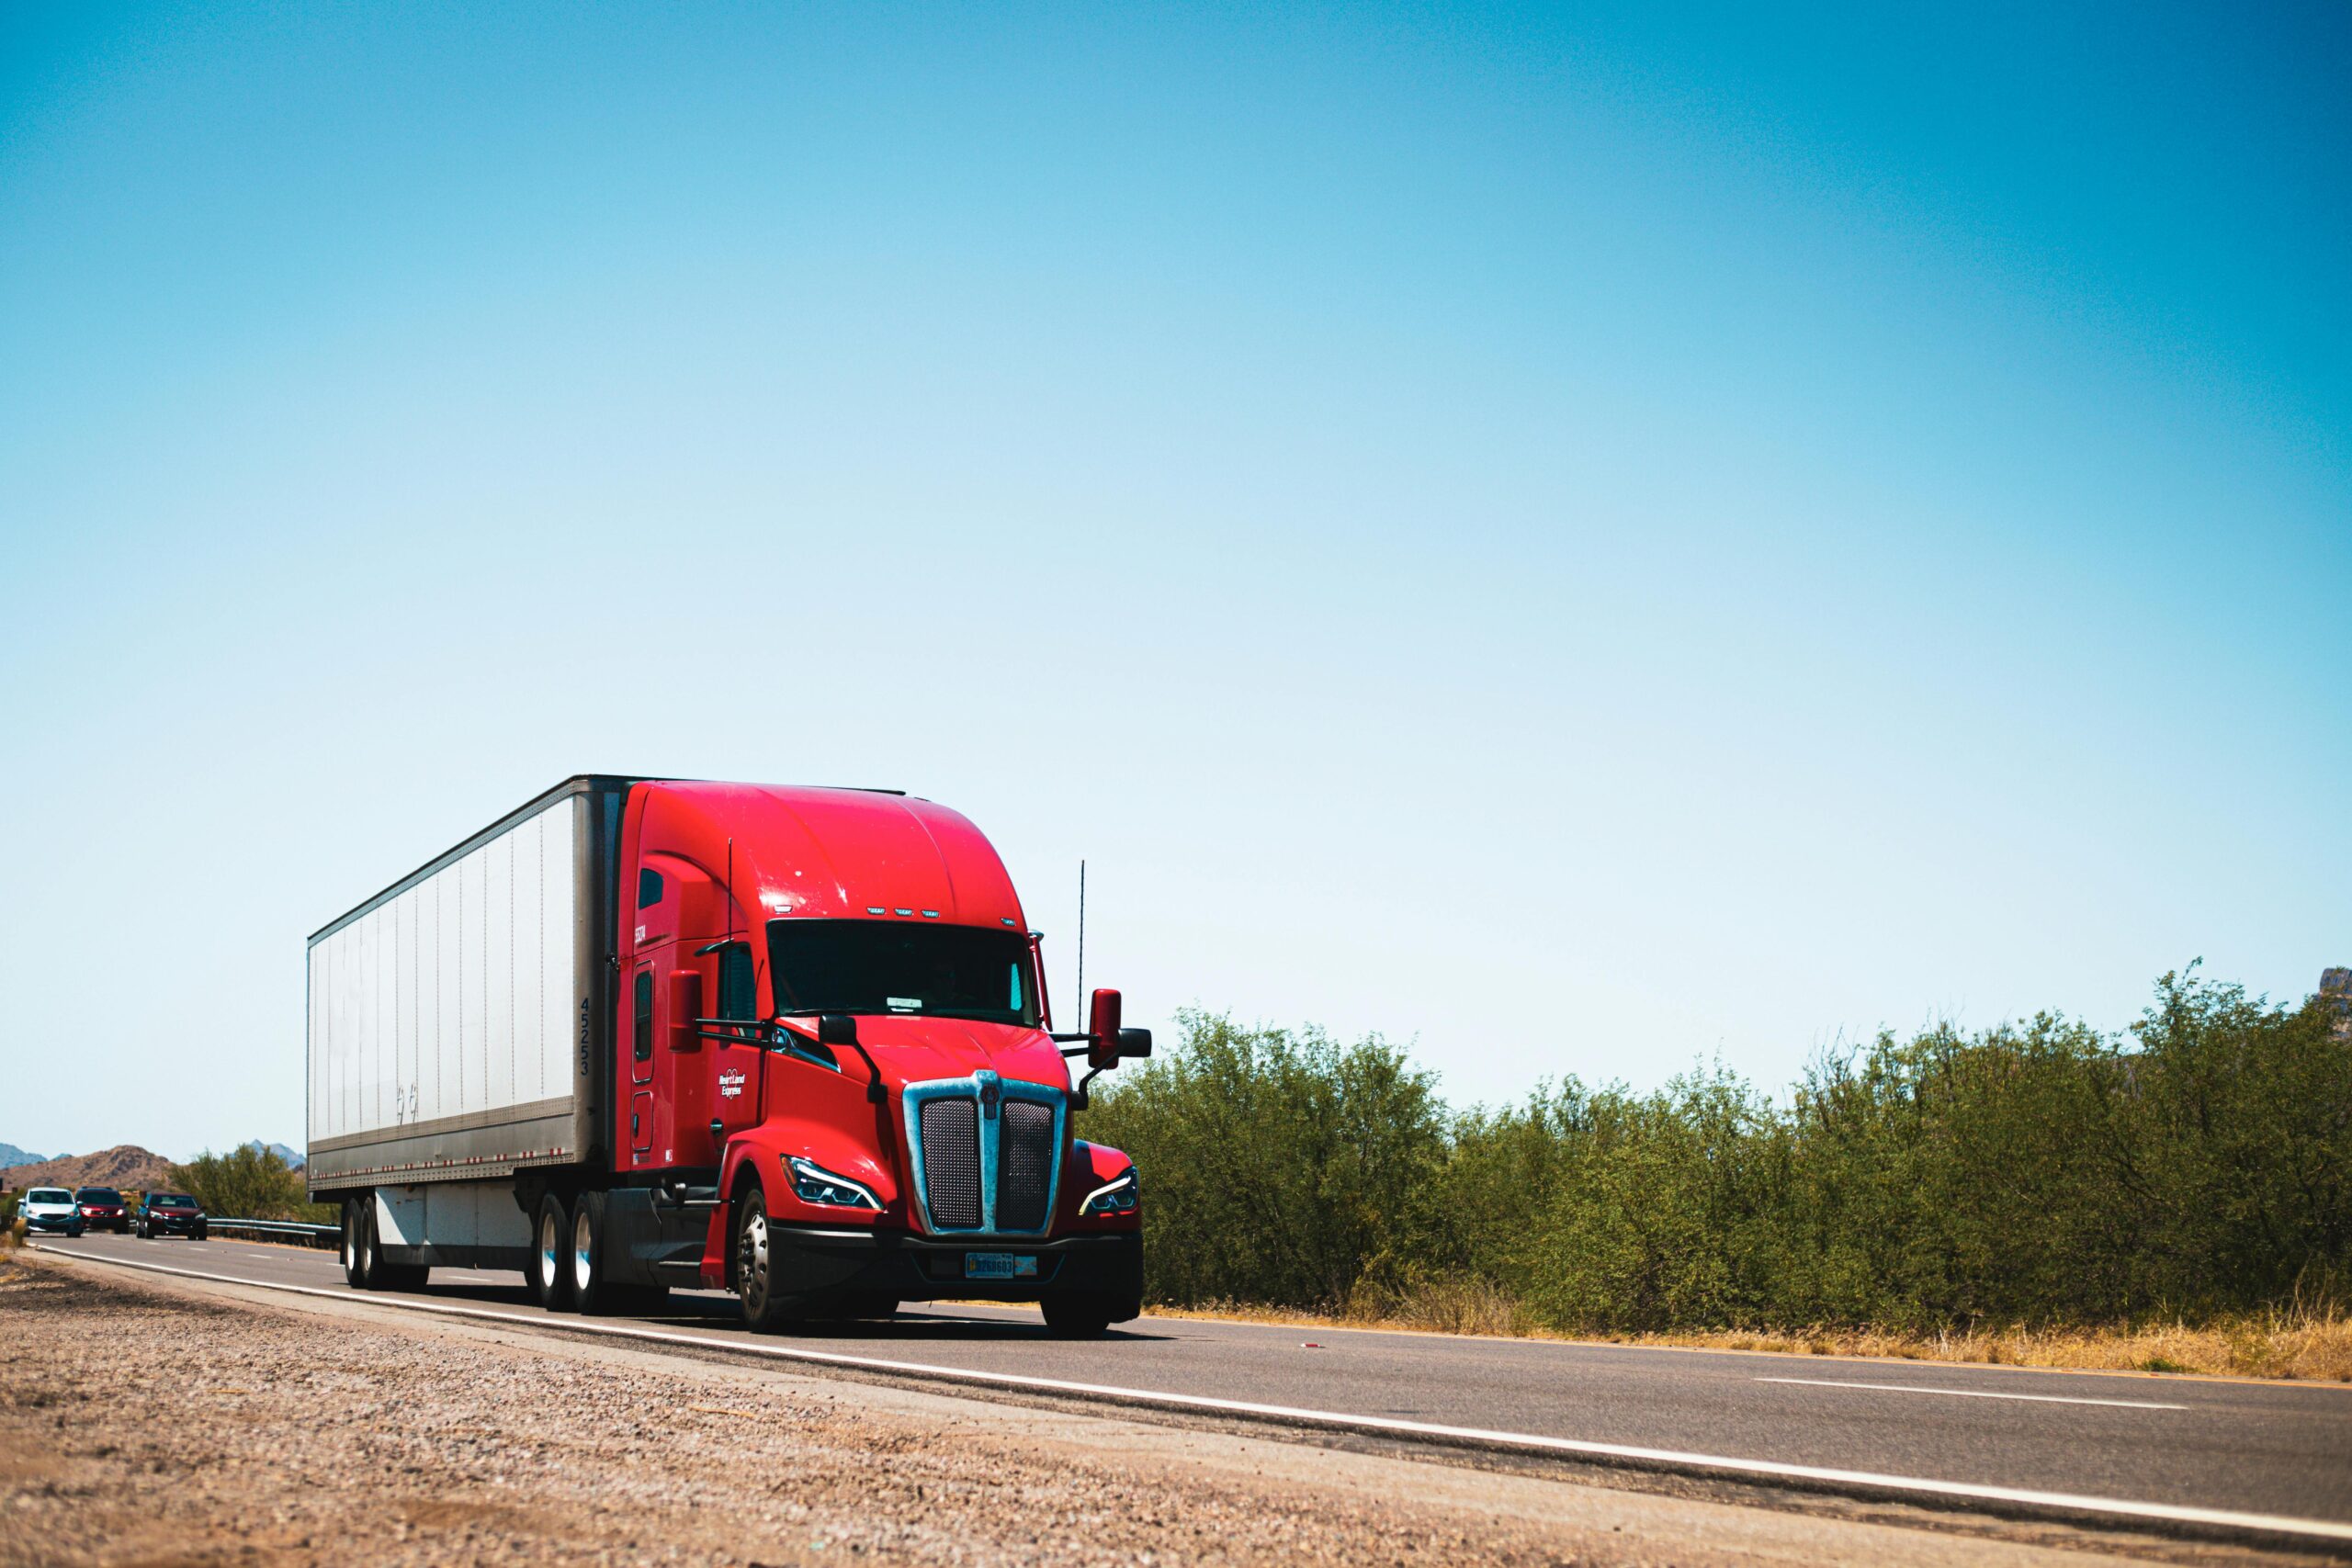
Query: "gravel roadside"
0 1250 2178 1567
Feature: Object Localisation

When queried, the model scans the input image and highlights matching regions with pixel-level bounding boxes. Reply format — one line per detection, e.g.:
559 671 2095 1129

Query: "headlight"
786 1156 881 1210
1079 1167 1138 1216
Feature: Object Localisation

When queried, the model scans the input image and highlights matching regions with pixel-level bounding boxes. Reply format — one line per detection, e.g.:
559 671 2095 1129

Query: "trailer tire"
531 1193 573 1310
733 1188 795 1333
342 1198 374 1290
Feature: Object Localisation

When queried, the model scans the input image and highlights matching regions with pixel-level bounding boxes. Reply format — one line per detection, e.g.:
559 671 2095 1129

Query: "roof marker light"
921 909 940 919
866 906 887 915
893 908 913 917
1001 917 1016 926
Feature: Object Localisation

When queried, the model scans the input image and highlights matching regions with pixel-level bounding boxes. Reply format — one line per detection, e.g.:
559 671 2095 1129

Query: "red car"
74 1187 130 1234
137 1191 207 1239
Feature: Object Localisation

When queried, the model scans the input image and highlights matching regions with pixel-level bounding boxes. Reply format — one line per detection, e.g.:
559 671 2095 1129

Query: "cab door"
709 941 763 1147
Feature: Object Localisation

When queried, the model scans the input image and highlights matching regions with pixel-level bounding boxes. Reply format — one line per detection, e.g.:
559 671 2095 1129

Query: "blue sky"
2 4 2346 1159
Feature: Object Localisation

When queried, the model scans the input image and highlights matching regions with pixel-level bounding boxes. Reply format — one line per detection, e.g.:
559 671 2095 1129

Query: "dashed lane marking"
1756 1378 2188 1411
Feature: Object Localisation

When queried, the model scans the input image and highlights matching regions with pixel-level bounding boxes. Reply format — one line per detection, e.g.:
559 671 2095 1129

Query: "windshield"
767 919 1039 1028
77 1189 120 1202
152 1195 196 1208
28 1190 69 1204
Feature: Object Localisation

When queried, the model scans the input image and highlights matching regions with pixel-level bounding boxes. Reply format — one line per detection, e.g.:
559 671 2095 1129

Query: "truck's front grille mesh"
919 1098 982 1229
995 1100 1056 1232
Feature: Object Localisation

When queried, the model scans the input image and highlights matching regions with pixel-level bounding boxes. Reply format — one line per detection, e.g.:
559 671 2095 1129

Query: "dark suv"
137 1192 208 1239
74 1188 130 1234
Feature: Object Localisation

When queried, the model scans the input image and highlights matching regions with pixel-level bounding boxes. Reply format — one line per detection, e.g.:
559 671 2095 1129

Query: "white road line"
1756 1377 2187 1411
33 1246 2351 1546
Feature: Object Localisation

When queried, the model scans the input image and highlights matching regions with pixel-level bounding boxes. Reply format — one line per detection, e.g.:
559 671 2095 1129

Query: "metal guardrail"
203 1217 341 1248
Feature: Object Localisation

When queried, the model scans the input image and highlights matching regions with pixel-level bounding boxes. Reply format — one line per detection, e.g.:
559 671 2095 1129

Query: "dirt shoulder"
0 1249 2222 1567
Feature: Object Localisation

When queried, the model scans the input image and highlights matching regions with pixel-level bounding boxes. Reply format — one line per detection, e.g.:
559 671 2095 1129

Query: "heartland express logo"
719 1067 747 1100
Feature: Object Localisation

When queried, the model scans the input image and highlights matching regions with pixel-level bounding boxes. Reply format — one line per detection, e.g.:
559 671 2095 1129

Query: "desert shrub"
168 1145 334 1224
1081 1011 1450 1308
1088 970 2352 1333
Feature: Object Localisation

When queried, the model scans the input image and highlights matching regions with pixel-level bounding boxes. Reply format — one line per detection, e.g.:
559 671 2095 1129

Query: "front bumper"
25 1215 81 1232
701 1224 1143 1311
145 1214 203 1234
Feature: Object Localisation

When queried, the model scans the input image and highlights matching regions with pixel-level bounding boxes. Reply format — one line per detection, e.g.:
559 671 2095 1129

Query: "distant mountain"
242 1140 304 1170
2 1145 175 1192
0 1144 48 1169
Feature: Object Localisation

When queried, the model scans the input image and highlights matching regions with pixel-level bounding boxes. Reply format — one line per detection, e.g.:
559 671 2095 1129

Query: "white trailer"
306 777 632 1275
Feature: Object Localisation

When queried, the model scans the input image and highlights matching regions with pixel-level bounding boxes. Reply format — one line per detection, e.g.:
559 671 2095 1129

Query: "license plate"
964 1252 1038 1280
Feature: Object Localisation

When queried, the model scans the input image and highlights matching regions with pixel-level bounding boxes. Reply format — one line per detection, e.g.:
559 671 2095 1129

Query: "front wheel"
733 1188 795 1332
1041 1292 1134 1339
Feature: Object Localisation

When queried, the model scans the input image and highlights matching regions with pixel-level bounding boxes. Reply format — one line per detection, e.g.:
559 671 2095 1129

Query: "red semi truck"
306 776 1148 1335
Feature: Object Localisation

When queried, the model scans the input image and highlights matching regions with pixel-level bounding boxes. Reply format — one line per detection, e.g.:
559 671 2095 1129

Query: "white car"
18 1188 85 1236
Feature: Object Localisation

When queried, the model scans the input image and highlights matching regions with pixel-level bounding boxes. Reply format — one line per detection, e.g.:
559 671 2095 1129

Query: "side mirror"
668 971 703 1052
817 1013 860 1049
1086 989 1124 1071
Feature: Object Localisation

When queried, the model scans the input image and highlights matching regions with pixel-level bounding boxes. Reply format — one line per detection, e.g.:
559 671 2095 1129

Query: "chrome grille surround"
900 1070 1067 1237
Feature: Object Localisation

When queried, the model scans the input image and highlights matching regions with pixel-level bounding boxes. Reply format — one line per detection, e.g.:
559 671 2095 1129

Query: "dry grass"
1151 1282 2352 1382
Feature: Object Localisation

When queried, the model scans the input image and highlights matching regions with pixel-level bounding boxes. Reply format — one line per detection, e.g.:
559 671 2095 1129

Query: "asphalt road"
41 1231 2352 1536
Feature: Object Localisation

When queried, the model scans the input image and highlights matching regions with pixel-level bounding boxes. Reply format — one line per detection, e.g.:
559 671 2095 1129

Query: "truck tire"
342 1198 374 1290
1040 1293 1125 1338
569 1192 647 1315
531 1193 573 1310
733 1188 795 1333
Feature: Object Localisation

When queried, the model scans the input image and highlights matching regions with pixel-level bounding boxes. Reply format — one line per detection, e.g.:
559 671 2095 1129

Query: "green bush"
1080 1011 1450 1308
1084 969 2352 1333
167 1145 334 1224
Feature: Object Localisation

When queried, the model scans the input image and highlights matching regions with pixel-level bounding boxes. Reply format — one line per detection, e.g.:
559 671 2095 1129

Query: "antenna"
1075 858 1086 1016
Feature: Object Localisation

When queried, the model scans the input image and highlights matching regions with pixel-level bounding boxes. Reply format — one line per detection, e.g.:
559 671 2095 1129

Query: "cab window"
718 942 755 1021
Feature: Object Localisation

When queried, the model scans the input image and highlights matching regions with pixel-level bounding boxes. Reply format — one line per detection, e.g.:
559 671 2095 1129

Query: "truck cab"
565 781 1144 1333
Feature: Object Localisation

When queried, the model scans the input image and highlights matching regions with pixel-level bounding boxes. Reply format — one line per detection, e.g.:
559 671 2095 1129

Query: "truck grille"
904 1073 1065 1235
996 1100 1056 1232
919 1098 983 1229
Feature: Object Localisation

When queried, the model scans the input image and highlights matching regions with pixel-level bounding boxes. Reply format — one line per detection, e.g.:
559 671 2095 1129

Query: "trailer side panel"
307 787 605 1192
